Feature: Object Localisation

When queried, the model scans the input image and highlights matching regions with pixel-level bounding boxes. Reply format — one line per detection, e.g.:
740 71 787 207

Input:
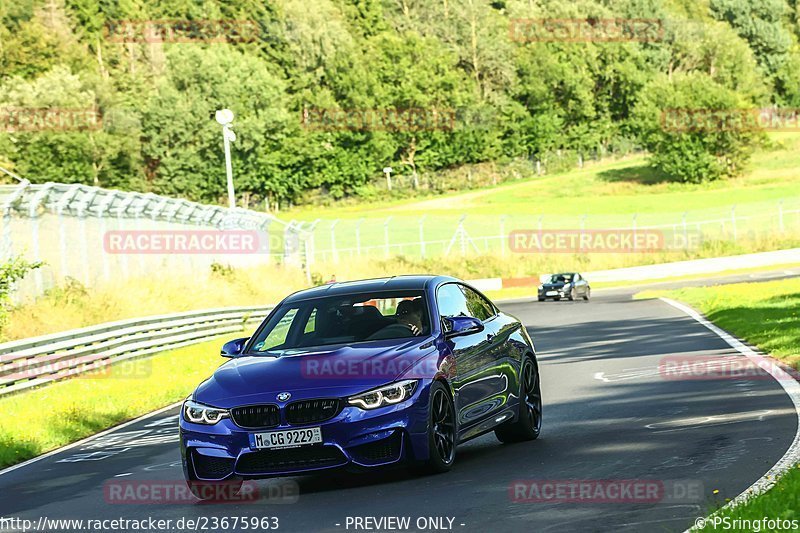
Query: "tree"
710 0 793 100
632 72 762 183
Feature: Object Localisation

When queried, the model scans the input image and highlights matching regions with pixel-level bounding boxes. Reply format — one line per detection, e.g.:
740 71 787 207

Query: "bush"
632 72 762 183
0 256 42 338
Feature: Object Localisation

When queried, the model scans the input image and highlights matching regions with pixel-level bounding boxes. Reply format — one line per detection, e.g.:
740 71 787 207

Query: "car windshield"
548 274 574 283
246 291 430 353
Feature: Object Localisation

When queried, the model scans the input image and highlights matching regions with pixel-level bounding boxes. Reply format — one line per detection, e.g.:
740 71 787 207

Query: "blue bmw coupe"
180 275 541 496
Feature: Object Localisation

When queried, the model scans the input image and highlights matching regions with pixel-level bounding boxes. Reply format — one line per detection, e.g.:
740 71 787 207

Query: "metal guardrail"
0 305 274 397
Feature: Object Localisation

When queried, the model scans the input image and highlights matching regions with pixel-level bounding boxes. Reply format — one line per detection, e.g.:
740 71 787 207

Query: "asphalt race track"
1 271 798 533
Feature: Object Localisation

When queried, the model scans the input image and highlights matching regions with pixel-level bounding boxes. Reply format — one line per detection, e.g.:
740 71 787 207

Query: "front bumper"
180 384 431 481
538 287 569 299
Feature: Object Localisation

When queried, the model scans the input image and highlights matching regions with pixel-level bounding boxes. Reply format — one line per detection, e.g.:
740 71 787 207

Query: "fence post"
460 216 467 255
682 211 688 244
356 218 364 257
731 205 737 242
330 219 339 264
30 215 43 294
500 215 507 257
419 215 427 258
579 214 587 252
1 207 11 259
78 206 90 286
58 211 69 279
99 208 110 282
384 217 392 258
303 235 312 284
117 212 129 280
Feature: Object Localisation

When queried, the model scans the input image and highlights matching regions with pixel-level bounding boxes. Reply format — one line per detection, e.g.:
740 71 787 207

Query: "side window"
436 283 470 318
574 274 582 282
460 285 494 321
256 308 299 351
303 309 317 334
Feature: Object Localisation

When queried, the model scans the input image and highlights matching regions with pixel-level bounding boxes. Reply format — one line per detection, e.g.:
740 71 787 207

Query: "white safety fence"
0 182 311 301
304 198 800 262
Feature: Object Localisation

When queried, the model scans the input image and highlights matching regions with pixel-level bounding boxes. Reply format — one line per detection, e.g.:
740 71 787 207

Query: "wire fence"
3 179 799 303
0 182 310 301
300 197 800 263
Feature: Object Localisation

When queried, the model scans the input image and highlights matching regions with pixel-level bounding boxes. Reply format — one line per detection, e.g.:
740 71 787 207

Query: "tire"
422 381 456 473
537 297 545 302
495 357 542 443
583 287 591 301
568 288 575 301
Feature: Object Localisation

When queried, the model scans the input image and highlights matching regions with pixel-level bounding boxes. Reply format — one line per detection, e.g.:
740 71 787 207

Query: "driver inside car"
395 298 423 335
366 298 424 340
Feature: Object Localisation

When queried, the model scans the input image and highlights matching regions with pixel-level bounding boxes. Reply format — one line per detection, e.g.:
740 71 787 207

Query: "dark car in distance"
537 273 590 302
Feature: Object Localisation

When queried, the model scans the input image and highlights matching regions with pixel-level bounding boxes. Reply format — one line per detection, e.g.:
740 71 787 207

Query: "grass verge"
636 278 799 528
0 331 248 469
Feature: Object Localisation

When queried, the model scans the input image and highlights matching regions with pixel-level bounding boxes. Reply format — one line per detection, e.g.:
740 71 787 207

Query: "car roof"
283 275 461 303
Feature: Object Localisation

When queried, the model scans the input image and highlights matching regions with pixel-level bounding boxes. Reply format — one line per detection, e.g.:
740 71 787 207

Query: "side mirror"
443 316 484 338
221 337 249 358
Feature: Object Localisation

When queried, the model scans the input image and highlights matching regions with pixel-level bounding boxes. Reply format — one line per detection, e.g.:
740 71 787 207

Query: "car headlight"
183 399 230 425
537 285 544 290
347 380 418 410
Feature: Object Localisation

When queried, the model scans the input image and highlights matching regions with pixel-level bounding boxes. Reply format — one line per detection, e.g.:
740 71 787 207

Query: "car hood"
541 282 569 289
194 336 436 407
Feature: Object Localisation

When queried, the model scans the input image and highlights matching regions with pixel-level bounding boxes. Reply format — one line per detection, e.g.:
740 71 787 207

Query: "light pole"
383 166 393 191
215 109 236 209
0 166 29 186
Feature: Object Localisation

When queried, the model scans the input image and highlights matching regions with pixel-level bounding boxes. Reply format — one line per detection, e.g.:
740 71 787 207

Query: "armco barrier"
0 306 273 396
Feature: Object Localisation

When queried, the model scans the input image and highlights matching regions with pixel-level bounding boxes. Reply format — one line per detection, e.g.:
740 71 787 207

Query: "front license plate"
545 291 557 296
251 427 322 450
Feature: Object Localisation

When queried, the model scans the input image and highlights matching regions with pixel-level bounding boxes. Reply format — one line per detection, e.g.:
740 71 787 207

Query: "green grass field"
286 134 800 260
291 133 800 219
637 278 800 526
0 331 248 469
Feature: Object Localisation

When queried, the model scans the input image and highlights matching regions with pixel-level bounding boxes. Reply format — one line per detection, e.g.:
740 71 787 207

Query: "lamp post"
383 166 393 191
215 109 236 209
0 166 29 186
